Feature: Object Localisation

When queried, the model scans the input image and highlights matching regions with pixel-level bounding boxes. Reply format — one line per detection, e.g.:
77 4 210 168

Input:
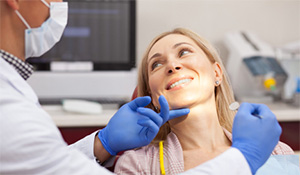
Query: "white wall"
136 0 300 64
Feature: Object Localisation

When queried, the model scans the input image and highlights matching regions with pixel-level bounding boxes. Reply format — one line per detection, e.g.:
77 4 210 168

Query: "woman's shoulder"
118 141 160 161
114 132 183 174
222 128 295 155
272 141 295 155
114 143 159 174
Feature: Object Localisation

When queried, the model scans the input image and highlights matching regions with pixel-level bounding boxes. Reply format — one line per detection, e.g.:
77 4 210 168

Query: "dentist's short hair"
137 28 236 143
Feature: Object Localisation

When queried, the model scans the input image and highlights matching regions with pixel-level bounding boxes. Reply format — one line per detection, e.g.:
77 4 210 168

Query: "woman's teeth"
170 79 191 89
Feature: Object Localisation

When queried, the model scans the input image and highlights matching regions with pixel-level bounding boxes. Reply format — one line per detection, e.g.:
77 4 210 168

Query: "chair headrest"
131 86 138 101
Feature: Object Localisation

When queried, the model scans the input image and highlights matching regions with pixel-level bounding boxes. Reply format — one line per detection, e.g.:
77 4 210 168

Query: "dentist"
0 0 281 174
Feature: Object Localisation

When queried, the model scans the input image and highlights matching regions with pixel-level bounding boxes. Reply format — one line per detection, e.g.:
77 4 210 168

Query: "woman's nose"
166 60 182 74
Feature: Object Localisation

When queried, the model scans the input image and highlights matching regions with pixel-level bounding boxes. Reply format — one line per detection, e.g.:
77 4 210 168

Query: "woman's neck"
169 100 231 152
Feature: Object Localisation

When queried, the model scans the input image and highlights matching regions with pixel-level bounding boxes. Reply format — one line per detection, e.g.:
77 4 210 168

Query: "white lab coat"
0 57 251 175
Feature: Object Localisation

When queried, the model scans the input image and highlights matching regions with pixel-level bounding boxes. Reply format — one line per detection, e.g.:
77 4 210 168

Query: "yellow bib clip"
159 141 165 175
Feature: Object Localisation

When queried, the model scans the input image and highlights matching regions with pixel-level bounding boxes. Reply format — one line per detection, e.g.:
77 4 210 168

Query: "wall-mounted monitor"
27 0 137 104
28 0 135 71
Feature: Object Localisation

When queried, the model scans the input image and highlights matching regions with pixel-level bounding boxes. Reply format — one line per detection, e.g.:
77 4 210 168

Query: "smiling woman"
114 28 294 175
138 28 235 138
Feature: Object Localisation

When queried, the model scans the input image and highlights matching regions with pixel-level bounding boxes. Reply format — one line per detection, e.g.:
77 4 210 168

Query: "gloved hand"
231 103 282 175
98 95 190 155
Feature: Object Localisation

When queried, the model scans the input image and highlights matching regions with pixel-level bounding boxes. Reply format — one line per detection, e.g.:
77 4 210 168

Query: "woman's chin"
169 103 189 110
168 96 196 108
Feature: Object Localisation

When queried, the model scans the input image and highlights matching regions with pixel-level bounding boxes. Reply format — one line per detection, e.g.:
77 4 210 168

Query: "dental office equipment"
224 31 288 103
62 99 103 114
277 40 300 102
229 102 240 111
292 78 300 106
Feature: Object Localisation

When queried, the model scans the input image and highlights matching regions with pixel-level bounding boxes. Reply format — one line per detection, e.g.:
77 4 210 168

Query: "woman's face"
147 34 221 110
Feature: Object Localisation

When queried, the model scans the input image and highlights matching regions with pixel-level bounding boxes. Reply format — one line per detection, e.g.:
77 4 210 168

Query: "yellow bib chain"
159 140 165 175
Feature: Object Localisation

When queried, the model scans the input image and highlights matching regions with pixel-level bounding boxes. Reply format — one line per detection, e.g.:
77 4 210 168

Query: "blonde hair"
137 28 236 142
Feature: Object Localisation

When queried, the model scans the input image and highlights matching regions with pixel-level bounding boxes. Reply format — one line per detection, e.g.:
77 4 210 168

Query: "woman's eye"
151 62 162 70
179 49 191 57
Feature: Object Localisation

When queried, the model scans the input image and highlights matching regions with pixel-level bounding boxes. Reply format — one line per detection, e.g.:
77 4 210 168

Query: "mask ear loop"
15 0 50 30
41 0 50 8
15 10 31 29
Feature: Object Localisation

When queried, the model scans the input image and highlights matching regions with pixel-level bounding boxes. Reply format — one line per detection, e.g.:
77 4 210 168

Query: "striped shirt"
114 129 294 175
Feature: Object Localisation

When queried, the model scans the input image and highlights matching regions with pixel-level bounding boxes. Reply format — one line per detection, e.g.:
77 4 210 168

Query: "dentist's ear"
214 62 223 85
5 0 19 10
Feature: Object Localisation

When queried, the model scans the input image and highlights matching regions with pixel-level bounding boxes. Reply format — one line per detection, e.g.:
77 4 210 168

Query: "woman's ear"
214 62 223 86
6 0 19 10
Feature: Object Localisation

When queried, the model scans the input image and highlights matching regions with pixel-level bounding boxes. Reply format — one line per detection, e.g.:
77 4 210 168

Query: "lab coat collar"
0 57 39 105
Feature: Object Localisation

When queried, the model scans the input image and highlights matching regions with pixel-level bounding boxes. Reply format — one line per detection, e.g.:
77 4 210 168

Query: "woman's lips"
166 76 194 90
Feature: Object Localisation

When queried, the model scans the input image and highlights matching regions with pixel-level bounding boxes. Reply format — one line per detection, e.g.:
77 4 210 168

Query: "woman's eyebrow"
173 42 192 49
148 53 161 63
148 42 192 62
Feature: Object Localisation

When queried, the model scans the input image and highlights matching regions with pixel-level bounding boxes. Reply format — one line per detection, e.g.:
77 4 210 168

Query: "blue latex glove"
231 103 282 175
98 95 190 155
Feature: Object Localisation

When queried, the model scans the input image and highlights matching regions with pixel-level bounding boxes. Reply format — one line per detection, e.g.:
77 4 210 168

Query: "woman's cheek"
149 71 163 91
149 75 163 106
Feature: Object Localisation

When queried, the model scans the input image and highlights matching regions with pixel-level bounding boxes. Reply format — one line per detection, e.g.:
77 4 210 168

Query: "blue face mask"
15 0 68 59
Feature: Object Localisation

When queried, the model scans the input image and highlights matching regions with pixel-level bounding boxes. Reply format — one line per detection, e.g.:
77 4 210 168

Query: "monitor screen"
27 0 136 71
243 56 287 76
